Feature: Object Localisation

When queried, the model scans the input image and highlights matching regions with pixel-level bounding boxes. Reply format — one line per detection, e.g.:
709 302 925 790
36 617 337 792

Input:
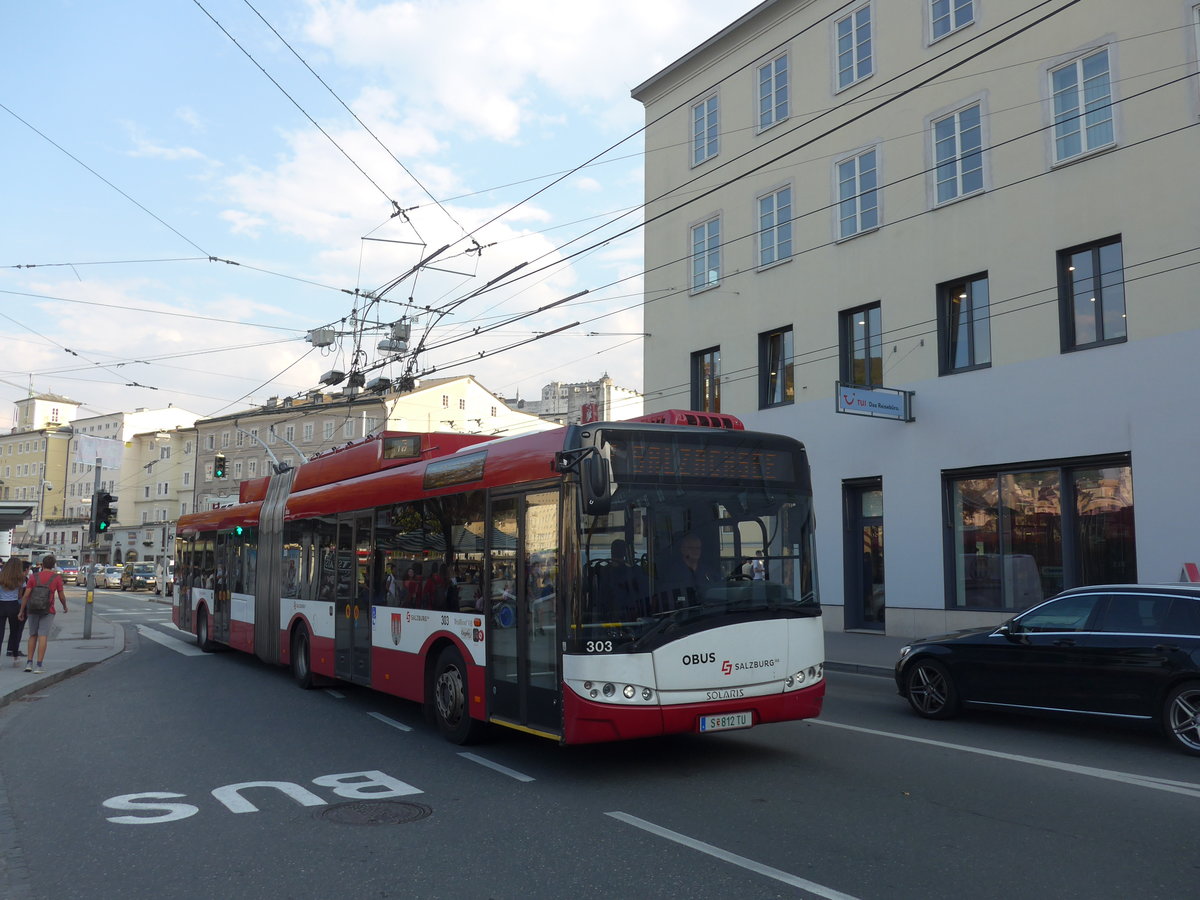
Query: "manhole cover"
317 800 432 826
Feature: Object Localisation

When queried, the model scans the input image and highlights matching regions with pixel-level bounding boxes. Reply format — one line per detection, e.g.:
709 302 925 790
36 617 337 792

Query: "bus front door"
334 514 374 684
487 491 561 737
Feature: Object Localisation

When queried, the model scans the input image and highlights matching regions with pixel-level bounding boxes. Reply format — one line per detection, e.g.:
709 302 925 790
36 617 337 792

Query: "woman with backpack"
18 554 68 674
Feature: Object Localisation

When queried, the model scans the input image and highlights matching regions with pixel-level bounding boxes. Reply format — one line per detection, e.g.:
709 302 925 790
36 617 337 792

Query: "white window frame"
757 53 789 131
834 146 880 240
930 100 985 205
1047 46 1115 164
691 94 719 166
757 185 793 269
221 431 231 449
834 3 874 93
323 420 335 440
690 215 722 292
303 423 314 442
928 0 973 44
342 421 355 439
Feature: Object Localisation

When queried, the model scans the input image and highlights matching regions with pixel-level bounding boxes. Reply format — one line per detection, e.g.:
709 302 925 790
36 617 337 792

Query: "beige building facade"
633 1 1200 636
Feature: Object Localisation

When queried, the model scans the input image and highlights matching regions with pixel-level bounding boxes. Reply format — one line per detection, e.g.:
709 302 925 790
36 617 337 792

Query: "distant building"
192 375 556 511
507 375 643 425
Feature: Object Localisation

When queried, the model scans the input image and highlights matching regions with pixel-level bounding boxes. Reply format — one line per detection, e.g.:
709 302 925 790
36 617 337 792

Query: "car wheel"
432 645 487 744
1163 681 1200 756
291 627 314 690
196 609 215 653
904 658 960 719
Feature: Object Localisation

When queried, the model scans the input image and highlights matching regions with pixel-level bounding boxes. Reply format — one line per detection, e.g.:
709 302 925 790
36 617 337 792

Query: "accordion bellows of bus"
173 411 825 745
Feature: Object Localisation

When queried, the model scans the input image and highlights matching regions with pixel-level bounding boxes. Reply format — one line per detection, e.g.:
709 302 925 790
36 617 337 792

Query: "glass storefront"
947 458 1134 611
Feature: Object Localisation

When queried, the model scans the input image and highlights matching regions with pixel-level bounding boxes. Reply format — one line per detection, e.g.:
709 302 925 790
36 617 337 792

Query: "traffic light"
214 453 227 478
96 491 117 532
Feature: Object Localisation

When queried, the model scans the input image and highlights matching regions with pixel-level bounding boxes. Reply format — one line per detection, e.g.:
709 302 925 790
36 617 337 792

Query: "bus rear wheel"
291 627 314 690
432 646 486 745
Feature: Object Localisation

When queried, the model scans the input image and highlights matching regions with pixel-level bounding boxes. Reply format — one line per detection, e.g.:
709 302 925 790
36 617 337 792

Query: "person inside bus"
657 532 721 610
603 539 647 621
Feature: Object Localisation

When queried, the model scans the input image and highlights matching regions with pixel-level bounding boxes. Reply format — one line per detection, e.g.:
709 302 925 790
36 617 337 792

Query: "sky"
1 0 761 428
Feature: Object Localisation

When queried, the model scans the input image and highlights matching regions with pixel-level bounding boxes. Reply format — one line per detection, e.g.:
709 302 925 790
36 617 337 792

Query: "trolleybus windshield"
576 431 817 653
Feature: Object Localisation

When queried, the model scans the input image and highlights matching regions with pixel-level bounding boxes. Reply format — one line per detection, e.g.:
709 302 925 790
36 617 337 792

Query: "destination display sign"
606 434 798 485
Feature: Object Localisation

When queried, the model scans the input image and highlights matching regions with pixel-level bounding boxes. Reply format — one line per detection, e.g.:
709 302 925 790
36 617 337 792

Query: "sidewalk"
822 629 909 678
0 589 128 711
0 593 904 709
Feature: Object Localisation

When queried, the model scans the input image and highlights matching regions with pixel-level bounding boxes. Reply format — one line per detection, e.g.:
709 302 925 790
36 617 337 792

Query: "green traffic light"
98 521 108 532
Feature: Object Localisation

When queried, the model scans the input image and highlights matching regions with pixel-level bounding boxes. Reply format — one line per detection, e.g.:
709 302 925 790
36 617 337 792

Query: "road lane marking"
135 625 207 656
367 712 412 732
325 690 345 699
458 752 535 782
607 812 861 899
808 719 1200 799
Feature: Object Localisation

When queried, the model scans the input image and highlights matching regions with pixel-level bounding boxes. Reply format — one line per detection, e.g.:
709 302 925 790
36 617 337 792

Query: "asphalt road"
1 592 1197 900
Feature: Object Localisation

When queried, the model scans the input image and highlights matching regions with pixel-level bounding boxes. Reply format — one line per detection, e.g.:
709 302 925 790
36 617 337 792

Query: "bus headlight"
784 664 823 691
602 683 616 697
623 684 636 699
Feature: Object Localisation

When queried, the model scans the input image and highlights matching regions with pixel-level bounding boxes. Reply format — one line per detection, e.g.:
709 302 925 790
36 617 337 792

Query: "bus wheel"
291 627 314 690
196 609 215 653
433 646 486 745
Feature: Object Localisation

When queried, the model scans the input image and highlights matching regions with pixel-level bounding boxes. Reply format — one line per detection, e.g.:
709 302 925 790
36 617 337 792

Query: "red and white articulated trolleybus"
172 410 825 744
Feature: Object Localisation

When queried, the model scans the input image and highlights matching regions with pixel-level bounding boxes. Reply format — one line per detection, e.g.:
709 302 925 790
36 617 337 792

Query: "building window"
205 435 215 451
160 446 171 460
323 421 334 440
1059 236 1126 351
180 502 188 516
840 303 883 387
757 187 792 268
946 458 1135 610
930 0 973 42
183 471 190 486
234 461 243 479
248 460 257 478
303 423 314 443
1050 48 1114 163
938 273 990 374
284 425 295 443
932 103 983 204
236 431 245 448
221 431 231 449
691 94 719 165
365 417 380 434
690 216 721 292
158 482 169 496
759 328 794 409
490 406 497 417
835 4 873 91
691 347 721 413
757 54 788 130
442 395 449 408
836 148 879 239
459 398 466 410
267 428 277 445
343 421 355 439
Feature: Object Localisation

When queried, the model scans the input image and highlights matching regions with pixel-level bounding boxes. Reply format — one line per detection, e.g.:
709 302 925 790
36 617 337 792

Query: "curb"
825 661 893 679
0 624 131 712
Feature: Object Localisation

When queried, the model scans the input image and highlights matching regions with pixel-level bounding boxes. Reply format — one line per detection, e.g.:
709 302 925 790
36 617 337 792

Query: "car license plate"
698 711 752 733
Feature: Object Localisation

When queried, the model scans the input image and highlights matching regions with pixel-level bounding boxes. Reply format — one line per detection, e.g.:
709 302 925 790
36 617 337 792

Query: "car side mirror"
998 620 1024 643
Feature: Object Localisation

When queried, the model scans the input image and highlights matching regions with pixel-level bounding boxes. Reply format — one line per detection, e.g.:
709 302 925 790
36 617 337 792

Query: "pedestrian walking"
18 554 68 674
0 557 27 663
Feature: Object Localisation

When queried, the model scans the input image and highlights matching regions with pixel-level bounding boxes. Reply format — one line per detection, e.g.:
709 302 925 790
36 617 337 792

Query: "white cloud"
574 176 601 193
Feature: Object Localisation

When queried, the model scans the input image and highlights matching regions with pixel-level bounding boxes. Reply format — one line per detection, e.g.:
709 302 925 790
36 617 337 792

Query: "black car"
895 584 1200 755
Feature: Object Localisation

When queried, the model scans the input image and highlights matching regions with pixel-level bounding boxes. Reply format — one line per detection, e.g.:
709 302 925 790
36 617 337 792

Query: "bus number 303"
586 640 613 653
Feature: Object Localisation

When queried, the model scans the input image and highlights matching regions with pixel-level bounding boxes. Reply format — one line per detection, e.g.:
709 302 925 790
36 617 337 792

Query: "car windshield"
133 565 154 574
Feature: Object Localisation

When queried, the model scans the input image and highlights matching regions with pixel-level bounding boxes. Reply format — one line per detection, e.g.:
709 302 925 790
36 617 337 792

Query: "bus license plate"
698 711 752 733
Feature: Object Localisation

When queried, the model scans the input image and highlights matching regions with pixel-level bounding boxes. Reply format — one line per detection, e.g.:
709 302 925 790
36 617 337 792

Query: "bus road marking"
607 812 860 899
807 719 1200 800
367 712 412 732
325 690 345 699
458 752 535 782
136 625 207 656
